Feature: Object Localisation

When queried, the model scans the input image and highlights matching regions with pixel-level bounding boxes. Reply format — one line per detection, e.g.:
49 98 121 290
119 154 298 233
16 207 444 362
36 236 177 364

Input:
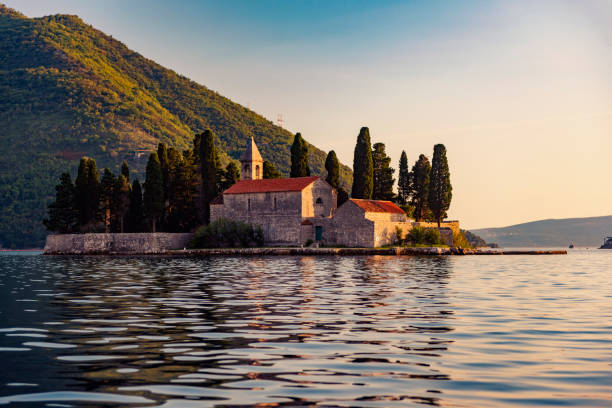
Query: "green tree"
167 157 199 232
113 174 131 233
410 154 431 221
126 179 144 232
324 150 348 206
75 157 99 230
144 153 164 232
199 129 219 224
337 188 350 207
98 168 116 233
263 160 282 179
120 160 130 181
43 172 78 233
397 151 410 205
290 132 310 177
324 150 340 188
351 127 373 199
157 142 169 197
372 142 395 201
223 162 240 189
428 144 452 226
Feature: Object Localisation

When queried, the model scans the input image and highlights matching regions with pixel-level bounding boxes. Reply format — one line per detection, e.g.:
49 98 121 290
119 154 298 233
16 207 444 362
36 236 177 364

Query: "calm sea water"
0 251 610 407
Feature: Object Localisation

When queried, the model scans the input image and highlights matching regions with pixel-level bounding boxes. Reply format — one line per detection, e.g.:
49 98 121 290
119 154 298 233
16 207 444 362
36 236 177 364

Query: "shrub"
395 226 403 245
452 231 473 248
424 228 442 245
407 226 426 244
189 218 264 248
304 239 313 247
406 226 443 246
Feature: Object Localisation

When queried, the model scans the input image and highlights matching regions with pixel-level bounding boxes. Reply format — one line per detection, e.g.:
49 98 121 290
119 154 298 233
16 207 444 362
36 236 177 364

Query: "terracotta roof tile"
350 199 405 214
224 176 320 194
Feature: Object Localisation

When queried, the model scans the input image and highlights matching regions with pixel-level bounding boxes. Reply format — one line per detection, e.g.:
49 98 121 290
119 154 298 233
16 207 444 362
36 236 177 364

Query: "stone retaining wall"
44 233 193 255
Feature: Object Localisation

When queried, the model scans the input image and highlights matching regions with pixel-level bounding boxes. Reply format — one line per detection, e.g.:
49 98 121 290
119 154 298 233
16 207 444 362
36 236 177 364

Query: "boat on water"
599 236 612 249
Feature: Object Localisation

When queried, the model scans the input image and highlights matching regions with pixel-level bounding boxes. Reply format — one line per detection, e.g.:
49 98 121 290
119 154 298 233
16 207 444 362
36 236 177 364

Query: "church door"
315 226 323 241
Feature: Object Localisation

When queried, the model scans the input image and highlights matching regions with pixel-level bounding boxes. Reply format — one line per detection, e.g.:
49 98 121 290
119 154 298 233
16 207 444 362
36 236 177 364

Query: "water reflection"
0 252 610 407
0 256 455 406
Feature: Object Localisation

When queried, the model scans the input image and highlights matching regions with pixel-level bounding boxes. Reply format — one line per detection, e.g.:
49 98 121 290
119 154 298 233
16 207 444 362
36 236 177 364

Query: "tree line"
45 126 452 234
288 127 452 225
350 126 452 226
47 130 237 234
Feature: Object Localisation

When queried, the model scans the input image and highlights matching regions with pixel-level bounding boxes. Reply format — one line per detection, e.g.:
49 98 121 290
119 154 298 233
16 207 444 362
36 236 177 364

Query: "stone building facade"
210 138 460 247
210 176 337 245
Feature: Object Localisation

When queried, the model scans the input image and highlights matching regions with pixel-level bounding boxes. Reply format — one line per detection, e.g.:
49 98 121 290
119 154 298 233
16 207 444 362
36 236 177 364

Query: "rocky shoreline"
44 246 566 256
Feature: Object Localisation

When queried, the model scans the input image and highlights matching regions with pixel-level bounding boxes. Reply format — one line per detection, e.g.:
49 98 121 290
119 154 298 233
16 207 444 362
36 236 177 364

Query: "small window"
316 197 323 204
274 197 277 210
248 198 251 211
244 164 250 177
255 165 260 178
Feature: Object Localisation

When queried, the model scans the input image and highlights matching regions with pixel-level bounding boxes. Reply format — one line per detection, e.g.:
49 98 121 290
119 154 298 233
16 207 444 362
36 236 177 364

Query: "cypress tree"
98 168 116 233
290 133 310 177
337 188 349 207
126 179 144 232
192 133 202 166
75 157 99 229
397 151 410 205
223 162 240 189
371 142 395 201
351 127 373 199
324 150 340 189
121 161 130 181
114 175 131 233
144 153 164 232
157 143 169 200
428 144 453 227
167 158 199 232
199 129 218 224
263 160 282 179
410 154 431 221
43 173 78 233
75 158 89 227
324 150 348 206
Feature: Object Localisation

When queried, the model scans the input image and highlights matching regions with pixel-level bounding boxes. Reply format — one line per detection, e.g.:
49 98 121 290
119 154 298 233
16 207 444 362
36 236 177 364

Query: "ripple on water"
0 253 610 407
0 391 153 405
22 342 76 349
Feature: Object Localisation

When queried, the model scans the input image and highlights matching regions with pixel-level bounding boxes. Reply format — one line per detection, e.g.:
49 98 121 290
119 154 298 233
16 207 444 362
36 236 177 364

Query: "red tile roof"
223 176 320 194
350 199 405 214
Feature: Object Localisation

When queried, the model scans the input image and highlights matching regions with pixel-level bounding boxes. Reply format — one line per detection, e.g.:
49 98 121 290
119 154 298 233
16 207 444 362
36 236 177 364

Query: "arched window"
244 164 250 177
316 197 323 204
255 165 260 178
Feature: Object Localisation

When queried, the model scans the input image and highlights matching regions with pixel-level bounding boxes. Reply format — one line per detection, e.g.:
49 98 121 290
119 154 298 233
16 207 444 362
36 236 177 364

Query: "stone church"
210 138 459 247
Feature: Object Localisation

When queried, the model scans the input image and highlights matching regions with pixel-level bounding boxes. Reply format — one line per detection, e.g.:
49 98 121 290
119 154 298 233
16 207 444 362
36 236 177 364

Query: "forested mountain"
472 216 612 247
0 4 352 248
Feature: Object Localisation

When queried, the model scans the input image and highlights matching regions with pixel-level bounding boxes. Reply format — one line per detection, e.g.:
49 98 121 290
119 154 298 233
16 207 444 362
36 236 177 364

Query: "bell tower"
240 137 264 180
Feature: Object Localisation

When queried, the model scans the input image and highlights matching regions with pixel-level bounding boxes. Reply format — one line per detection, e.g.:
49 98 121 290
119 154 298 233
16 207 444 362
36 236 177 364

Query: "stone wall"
303 179 337 218
211 179 337 246
44 233 193 255
412 221 460 235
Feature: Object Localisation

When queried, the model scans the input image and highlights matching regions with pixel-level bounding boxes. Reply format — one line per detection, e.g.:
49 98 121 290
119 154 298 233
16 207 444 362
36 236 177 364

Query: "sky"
5 0 612 229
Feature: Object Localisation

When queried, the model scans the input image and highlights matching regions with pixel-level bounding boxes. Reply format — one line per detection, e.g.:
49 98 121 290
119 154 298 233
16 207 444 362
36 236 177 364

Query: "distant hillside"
0 4 352 248
472 216 612 247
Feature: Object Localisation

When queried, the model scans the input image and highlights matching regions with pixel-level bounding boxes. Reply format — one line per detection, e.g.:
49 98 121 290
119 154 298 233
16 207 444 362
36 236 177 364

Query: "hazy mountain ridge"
0 4 351 248
472 216 612 247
